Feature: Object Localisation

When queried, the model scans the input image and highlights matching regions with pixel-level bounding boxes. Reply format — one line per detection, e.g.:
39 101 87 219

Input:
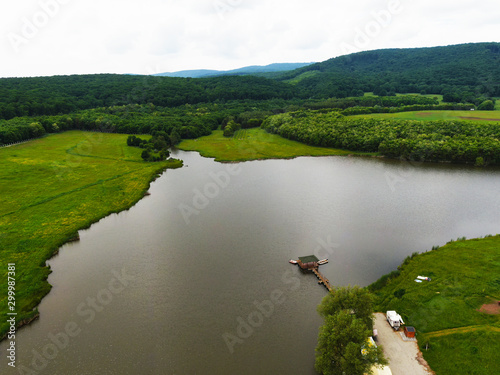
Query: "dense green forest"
262 110 500 165
278 42 500 100
0 94 477 146
0 100 293 145
0 74 298 120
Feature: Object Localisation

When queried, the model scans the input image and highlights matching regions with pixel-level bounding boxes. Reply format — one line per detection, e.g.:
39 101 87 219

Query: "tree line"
262 110 500 165
0 74 298 121
127 134 171 161
2 94 461 145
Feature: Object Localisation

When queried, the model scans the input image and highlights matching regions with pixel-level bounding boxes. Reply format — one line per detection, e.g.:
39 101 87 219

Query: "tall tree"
315 310 387 375
317 285 375 330
315 286 387 375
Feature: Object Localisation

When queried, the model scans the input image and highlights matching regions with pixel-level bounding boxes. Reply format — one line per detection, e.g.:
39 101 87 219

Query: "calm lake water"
3 151 500 374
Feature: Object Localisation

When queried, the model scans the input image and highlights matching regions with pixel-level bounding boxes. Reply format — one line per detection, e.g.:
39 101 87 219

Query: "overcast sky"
1 0 499 78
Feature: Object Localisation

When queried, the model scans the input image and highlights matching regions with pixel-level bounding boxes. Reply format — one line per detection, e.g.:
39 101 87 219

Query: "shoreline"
369 235 500 374
1 160 181 341
0 132 183 341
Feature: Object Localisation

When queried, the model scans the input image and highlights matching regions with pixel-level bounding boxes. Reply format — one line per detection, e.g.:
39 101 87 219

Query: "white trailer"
386 310 404 330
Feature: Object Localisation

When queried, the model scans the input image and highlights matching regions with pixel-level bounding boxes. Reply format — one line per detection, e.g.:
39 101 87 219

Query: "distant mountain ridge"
154 63 315 78
277 42 500 98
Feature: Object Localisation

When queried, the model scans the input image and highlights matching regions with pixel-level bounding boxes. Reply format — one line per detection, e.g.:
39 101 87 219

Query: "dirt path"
373 313 434 375
425 324 500 338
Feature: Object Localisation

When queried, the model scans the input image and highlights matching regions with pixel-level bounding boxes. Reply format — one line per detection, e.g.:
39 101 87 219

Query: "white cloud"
0 0 499 77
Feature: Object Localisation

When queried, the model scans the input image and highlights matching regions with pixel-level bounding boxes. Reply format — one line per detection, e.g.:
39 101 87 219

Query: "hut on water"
297 255 319 270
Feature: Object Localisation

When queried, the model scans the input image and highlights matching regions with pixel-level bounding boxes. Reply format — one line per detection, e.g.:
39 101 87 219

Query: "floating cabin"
291 255 332 291
297 255 320 270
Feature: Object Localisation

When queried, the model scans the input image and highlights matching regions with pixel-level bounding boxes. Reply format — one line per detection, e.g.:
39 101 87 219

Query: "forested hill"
0 74 297 120
1 42 500 121
278 42 500 99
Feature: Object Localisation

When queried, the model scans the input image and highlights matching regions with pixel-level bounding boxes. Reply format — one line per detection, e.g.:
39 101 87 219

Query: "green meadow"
370 236 500 375
365 92 445 103
0 131 181 338
178 127 372 162
354 110 500 122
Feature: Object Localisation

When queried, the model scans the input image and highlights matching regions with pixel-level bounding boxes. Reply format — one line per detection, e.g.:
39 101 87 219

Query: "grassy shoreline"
178 128 375 162
0 131 182 340
369 236 500 374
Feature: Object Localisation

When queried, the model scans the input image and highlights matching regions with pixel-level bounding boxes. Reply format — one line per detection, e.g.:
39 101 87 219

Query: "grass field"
370 236 500 374
0 131 182 338
284 70 322 85
178 127 373 162
353 110 500 122
363 93 445 103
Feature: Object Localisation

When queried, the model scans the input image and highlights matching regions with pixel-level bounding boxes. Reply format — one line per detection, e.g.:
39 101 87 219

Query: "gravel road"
373 313 434 375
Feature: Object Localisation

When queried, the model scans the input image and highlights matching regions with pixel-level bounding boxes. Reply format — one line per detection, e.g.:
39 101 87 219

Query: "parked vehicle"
386 310 404 330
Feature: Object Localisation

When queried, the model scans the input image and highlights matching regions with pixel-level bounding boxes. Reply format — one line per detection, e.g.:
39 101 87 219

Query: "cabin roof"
298 255 319 263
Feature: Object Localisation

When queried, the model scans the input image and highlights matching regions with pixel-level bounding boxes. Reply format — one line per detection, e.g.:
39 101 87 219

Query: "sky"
0 0 499 78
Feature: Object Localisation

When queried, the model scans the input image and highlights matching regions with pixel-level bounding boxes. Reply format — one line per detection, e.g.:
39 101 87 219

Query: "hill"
154 63 314 78
278 42 500 99
1 42 499 123
154 69 220 78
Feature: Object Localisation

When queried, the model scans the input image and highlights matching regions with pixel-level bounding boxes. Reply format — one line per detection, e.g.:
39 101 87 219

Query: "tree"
223 120 239 137
127 135 136 146
159 149 170 160
141 149 150 160
153 135 168 151
318 286 375 330
477 100 495 110
29 122 46 138
315 310 387 375
315 286 387 375
169 129 181 146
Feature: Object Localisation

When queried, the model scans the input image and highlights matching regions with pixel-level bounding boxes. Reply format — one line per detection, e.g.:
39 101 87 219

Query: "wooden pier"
311 268 332 291
290 255 333 292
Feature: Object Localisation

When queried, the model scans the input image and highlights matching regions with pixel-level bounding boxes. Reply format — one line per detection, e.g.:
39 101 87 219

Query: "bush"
477 100 495 110
394 288 406 298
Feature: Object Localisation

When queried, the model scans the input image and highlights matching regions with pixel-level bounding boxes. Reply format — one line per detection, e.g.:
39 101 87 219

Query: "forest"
0 93 482 146
261 110 500 165
0 74 298 121
278 42 500 100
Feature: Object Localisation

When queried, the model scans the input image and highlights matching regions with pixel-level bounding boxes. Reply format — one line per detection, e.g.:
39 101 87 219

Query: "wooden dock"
290 255 333 292
312 268 332 291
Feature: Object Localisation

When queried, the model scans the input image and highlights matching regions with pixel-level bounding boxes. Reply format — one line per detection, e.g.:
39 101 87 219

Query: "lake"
3 151 500 374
